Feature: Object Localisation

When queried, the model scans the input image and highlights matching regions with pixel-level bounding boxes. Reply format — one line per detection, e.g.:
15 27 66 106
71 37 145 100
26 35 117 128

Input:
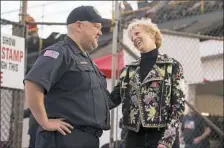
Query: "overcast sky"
1 1 138 38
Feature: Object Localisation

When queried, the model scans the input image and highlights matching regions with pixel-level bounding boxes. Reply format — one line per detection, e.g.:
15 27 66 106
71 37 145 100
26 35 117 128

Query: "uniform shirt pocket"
76 63 94 72
58 61 94 91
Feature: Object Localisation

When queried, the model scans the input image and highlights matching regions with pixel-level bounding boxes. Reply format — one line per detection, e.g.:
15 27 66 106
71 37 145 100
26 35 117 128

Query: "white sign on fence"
0 33 25 90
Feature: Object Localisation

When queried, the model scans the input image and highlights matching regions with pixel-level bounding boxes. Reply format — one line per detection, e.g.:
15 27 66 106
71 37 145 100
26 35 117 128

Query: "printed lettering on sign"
1 34 25 89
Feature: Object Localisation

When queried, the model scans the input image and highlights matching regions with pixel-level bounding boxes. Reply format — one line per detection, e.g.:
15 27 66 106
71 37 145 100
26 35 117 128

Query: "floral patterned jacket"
109 53 185 148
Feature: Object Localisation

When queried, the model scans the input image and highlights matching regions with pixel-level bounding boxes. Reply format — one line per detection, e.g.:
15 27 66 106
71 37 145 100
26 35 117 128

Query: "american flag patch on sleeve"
43 50 59 59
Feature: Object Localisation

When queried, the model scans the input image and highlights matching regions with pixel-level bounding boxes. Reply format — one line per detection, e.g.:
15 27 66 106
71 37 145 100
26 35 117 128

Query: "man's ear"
76 21 82 28
74 21 83 32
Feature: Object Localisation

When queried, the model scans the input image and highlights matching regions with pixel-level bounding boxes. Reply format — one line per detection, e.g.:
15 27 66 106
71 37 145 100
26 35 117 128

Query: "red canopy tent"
93 50 124 79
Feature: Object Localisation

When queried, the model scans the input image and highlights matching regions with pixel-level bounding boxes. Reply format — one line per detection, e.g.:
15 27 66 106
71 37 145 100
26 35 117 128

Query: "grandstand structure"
121 0 223 37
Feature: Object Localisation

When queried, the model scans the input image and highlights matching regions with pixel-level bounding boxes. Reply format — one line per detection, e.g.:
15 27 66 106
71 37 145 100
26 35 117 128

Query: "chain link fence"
1 89 24 148
119 1 223 148
1 20 25 148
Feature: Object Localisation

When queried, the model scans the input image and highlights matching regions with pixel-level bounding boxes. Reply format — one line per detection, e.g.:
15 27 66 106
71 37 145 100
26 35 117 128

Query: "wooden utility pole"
20 0 28 73
10 1 28 148
12 0 28 37
21 0 28 24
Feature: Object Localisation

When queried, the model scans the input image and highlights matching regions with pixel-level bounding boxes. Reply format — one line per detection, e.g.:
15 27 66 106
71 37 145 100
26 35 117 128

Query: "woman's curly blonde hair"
127 18 162 48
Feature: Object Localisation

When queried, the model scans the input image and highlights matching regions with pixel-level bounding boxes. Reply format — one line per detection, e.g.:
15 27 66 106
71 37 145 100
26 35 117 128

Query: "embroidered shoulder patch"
43 50 59 59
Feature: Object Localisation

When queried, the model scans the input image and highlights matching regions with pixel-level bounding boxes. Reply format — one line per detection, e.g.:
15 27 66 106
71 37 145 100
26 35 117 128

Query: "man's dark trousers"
35 126 102 148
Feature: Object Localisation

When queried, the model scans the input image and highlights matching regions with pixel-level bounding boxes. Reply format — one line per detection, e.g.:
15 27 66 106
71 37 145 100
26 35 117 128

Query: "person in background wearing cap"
108 18 185 148
24 6 112 148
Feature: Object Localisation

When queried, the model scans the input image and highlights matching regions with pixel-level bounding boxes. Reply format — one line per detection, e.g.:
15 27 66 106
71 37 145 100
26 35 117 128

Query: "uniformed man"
24 6 111 148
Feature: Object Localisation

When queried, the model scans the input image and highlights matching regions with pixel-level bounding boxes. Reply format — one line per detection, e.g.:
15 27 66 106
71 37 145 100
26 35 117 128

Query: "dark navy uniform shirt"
24 36 110 130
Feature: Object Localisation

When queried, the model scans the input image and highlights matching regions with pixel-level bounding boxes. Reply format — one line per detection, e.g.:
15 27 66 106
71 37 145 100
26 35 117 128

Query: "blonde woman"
109 18 185 148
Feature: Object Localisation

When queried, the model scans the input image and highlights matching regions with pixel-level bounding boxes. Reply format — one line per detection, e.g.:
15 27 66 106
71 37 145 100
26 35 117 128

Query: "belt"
49 118 103 138
75 125 103 138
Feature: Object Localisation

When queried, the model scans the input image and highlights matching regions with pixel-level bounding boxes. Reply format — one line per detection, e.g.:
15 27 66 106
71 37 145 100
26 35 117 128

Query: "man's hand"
157 144 167 148
42 119 74 135
193 137 202 144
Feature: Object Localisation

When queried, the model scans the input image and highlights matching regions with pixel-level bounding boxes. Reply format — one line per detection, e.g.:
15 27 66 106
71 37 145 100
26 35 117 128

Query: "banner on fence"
1 33 25 89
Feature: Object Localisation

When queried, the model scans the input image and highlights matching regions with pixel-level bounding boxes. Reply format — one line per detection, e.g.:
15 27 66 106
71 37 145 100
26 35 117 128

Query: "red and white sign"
1 33 25 89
